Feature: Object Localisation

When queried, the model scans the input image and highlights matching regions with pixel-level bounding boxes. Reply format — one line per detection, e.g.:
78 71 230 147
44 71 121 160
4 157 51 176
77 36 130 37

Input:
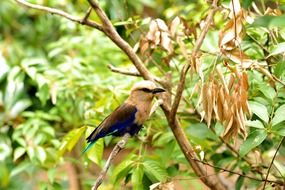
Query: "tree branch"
87 0 155 82
108 64 141 77
163 109 227 190
15 0 103 31
92 133 130 190
169 0 219 123
107 64 165 85
262 137 285 189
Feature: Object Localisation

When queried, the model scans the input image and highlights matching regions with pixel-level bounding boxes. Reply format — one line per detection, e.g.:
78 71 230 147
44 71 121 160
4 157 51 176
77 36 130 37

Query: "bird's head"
128 80 165 102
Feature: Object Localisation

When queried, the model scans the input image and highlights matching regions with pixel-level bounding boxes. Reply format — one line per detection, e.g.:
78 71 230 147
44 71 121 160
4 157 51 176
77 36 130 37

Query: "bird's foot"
118 139 126 148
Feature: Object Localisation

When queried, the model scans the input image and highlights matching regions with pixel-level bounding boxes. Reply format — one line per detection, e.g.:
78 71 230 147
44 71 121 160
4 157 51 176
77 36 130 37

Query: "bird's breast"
134 103 152 125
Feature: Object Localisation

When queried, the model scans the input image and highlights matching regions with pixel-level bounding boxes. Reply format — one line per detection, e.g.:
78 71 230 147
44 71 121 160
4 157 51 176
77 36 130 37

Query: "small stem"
92 133 130 190
15 0 103 31
107 64 141 77
81 7 92 23
262 137 285 190
192 158 283 185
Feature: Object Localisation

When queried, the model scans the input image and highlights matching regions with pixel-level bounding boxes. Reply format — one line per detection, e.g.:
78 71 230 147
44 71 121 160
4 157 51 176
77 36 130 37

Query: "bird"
83 80 165 153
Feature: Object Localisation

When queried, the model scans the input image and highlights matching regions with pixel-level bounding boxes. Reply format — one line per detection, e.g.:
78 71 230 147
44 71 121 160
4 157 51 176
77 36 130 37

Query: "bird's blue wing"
83 103 137 153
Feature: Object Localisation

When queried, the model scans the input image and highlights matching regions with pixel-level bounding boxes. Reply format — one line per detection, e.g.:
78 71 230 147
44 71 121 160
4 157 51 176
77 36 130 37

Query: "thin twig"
192 158 283 185
15 0 103 31
262 137 285 189
81 7 92 23
246 34 285 87
107 64 141 77
169 0 219 123
107 64 166 86
92 133 130 190
272 74 285 87
231 0 237 42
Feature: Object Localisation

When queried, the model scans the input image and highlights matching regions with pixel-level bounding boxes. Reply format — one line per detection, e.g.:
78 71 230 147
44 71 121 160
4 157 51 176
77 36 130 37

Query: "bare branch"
15 0 103 31
192 158 283 186
92 133 130 190
87 0 155 82
169 0 219 123
107 64 166 86
272 74 285 87
108 64 141 77
262 137 285 189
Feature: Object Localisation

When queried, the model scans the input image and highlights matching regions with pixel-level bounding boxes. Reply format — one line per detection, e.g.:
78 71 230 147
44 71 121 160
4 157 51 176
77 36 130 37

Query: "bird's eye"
140 88 152 93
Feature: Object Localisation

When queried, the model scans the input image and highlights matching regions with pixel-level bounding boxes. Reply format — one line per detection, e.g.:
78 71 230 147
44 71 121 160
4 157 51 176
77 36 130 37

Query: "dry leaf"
224 49 254 68
170 16 181 37
229 0 241 18
218 14 244 50
139 38 149 55
156 19 168 31
161 32 173 53
206 81 213 126
140 19 173 54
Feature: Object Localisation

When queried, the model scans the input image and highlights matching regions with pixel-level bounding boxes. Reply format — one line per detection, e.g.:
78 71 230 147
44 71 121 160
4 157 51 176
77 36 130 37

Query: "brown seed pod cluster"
198 67 250 141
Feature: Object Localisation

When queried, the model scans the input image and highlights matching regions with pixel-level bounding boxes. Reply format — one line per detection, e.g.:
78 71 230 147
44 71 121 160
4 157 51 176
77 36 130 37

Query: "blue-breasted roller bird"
84 80 165 152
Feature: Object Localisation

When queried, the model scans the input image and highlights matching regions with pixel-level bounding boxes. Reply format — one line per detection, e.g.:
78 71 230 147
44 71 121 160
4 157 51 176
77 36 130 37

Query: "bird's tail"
82 141 95 155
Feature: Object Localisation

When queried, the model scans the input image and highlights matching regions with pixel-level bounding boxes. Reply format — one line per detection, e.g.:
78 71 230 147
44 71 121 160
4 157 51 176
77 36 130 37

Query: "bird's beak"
152 87 166 94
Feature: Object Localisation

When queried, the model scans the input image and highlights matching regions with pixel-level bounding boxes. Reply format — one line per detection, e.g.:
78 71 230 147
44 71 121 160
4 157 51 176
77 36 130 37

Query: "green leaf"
86 138 104 165
274 161 285 176
10 162 31 177
241 0 253 8
267 42 285 58
36 146 46 163
275 128 285 136
112 158 133 185
239 130 267 157
131 165 144 190
13 147 26 161
258 85 276 100
48 168 57 184
274 60 285 77
214 122 224 136
36 83 49 106
235 176 244 190
187 123 217 140
15 138 27 147
58 126 86 157
246 120 264 129
249 101 269 123
253 15 285 27
27 147 35 161
143 160 167 182
9 99 31 119
272 104 285 126
272 124 285 136
0 163 10 187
